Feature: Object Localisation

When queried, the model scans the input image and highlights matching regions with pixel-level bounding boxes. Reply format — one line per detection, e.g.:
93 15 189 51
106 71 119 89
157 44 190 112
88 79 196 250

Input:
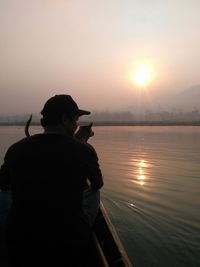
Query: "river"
0 126 200 267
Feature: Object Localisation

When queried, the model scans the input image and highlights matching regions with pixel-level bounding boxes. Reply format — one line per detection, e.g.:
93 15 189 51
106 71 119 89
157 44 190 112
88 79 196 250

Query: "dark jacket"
0 133 103 241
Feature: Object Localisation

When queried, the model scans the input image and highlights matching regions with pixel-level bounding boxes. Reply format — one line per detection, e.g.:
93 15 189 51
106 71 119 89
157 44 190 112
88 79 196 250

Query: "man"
0 95 103 266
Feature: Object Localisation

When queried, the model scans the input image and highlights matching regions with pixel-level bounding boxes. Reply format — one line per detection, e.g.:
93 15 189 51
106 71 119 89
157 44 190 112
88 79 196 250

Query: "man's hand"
74 124 94 143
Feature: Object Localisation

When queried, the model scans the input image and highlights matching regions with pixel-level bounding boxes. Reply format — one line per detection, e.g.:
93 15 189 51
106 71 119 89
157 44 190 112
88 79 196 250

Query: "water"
0 126 200 266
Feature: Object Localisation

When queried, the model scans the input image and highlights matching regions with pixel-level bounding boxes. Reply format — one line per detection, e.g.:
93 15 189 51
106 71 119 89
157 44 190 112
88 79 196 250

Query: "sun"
130 64 153 88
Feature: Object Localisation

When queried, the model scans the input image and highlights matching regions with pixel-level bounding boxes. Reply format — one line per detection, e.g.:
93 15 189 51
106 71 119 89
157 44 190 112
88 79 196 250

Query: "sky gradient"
0 0 200 114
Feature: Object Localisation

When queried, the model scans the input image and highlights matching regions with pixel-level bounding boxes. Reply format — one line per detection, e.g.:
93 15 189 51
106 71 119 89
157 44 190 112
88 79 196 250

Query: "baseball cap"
41 95 90 119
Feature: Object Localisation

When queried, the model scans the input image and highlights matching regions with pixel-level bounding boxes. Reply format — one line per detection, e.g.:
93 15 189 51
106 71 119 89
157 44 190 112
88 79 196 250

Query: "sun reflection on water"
130 159 149 186
138 160 146 168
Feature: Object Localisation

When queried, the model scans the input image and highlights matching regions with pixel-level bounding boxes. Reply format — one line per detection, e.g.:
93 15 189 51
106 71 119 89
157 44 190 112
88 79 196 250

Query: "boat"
90 202 133 267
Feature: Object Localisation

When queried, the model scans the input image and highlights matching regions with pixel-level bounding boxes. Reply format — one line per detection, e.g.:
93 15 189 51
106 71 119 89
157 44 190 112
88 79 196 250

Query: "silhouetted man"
0 95 103 266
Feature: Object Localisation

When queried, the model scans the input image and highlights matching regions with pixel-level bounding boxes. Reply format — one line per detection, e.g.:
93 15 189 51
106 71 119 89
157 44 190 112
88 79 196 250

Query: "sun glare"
130 64 154 88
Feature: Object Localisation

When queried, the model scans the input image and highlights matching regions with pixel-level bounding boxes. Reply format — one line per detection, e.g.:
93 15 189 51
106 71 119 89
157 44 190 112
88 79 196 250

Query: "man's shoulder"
8 136 30 149
69 138 97 157
5 134 42 154
72 138 94 151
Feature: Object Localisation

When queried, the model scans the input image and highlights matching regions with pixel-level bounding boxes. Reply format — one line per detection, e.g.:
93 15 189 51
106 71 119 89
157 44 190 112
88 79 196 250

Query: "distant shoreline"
0 121 200 126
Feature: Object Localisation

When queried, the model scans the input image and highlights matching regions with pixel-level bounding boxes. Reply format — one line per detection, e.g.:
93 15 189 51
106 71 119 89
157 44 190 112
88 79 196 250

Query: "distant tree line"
82 109 200 122
0 109 199 125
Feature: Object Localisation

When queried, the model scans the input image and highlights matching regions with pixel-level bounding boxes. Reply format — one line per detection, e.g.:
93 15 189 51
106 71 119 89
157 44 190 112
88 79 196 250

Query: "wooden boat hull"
91 202 133 267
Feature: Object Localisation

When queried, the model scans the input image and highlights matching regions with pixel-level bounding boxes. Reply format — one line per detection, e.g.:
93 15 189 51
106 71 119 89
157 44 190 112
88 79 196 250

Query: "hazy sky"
0 0 200 114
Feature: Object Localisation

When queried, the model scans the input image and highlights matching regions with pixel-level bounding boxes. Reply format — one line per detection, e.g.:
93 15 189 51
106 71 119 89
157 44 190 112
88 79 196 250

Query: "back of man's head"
40 95 90 127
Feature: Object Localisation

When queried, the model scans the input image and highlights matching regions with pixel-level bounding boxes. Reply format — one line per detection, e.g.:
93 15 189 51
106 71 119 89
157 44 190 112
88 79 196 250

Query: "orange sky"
0 0 200 114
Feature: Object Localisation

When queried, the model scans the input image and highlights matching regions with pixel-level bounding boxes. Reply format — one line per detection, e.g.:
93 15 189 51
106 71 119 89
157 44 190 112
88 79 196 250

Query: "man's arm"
75 125 103 190
0 159 10 191
85 144 103 191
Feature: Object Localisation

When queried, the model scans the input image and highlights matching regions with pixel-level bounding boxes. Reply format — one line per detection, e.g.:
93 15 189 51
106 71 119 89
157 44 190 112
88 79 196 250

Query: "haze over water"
0 125 200 267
